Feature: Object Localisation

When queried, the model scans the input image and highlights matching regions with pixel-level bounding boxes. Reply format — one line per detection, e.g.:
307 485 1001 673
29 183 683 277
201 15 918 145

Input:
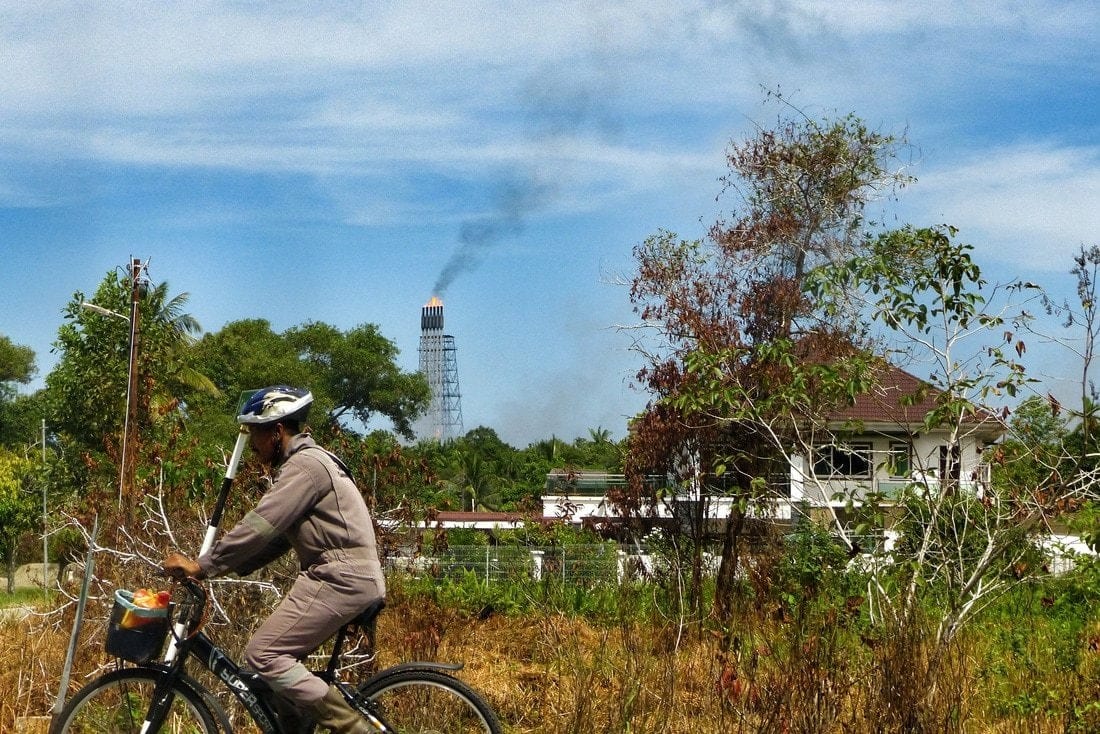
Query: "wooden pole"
119 258 142 507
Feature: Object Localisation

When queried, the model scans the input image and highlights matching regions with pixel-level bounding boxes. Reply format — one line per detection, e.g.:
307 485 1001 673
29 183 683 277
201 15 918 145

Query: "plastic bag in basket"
118 588 171 629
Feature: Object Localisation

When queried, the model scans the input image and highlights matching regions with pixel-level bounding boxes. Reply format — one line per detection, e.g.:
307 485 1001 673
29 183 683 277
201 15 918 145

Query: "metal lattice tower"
418 296 464 442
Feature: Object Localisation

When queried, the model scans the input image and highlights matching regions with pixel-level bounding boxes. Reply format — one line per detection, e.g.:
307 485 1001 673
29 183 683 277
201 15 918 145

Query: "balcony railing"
544 473 792 499
804 475 989 504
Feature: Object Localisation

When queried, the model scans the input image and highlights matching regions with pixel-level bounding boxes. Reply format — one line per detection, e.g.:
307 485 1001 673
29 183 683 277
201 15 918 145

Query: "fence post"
53 515 98 720
617 549 627 583
530 549 544 581
485 546 490 583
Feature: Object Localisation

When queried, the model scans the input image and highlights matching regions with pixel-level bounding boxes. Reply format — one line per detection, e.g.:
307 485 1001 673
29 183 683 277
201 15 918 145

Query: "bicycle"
52 577 503 733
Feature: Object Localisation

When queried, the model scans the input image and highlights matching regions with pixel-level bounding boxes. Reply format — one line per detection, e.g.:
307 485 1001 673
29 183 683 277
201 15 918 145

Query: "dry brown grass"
2 586 1090 734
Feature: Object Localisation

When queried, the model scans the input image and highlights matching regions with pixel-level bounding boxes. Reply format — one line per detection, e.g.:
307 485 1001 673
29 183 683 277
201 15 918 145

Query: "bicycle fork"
138 675 183 734
341 682 391 733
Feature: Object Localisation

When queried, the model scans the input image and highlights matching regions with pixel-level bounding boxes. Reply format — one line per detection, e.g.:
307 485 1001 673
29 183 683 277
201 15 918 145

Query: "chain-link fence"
386 544 630 585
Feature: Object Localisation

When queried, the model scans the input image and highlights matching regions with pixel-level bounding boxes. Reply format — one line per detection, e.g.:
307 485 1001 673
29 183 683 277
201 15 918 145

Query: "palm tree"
140 281 220 413
437 450 502 511
48 269 221 506
588 426 612 445
139 279 221 407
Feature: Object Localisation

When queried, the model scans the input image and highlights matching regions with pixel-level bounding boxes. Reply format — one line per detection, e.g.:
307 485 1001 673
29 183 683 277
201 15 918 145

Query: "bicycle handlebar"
169 577 210 639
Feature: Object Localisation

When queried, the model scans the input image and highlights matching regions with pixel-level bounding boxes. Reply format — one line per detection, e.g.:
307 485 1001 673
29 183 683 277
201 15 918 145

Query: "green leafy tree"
803 224 1058 726
0 448 38 593
570 427 623 471
46 269 217 510
452 451 503 512
991 394 1067 495
288 322 430 440
194 319 429 441
0 335 36 447
0 334 35 387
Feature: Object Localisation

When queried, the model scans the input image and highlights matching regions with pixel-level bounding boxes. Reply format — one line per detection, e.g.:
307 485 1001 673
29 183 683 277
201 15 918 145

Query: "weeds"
5 549 1100 732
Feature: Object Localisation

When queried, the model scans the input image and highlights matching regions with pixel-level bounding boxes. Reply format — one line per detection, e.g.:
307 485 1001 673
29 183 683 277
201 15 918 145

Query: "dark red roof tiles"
828 362 1002 431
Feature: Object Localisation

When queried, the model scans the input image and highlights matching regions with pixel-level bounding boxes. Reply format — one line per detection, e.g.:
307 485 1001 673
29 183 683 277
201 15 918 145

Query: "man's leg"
244 574 352 704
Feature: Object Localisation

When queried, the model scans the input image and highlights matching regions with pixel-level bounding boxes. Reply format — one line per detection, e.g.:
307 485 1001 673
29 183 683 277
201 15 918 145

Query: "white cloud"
907 143 1100 271
794 0 1100 39
1 1 1096 238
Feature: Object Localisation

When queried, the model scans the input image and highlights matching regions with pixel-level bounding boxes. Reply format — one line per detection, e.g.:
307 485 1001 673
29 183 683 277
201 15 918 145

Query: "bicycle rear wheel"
357 668 502 734
53 667 219 734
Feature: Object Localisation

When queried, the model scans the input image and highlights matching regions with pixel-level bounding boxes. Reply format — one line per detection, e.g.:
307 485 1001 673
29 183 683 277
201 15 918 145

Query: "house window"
887 442 911 478
814 443 872 478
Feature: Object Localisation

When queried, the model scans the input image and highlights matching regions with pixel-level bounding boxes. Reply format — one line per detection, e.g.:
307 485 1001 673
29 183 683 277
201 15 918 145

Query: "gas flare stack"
418 296 464 442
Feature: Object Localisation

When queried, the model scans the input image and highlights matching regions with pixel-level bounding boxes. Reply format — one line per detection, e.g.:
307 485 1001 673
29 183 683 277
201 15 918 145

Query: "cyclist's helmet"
237 385 313 426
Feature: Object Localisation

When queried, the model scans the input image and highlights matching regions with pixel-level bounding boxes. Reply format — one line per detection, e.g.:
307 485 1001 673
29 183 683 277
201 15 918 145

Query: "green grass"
0 588 55 607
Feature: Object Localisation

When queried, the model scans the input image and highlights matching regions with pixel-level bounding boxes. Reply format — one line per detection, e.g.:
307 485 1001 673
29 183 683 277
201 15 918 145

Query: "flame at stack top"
421 295 444 331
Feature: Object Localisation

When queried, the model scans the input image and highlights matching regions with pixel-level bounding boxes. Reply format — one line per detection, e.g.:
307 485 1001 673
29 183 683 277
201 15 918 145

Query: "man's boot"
306 685 373 734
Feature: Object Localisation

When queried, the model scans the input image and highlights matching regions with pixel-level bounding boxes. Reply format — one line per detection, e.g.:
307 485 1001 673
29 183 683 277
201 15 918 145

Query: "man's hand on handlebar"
163 552 205 580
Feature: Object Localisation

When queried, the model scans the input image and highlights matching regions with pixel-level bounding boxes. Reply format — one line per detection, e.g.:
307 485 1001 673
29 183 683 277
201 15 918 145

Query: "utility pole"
119 258 143 507
42 419 48 591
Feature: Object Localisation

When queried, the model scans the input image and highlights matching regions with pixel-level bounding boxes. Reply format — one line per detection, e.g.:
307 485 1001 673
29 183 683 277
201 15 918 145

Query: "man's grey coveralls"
198 433 386 706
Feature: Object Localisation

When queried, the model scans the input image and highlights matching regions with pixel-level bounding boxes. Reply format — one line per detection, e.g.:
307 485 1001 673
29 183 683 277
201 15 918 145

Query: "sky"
1 1 1099 447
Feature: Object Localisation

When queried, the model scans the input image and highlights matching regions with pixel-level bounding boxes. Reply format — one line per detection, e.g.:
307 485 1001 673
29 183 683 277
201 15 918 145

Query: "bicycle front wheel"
357 668 502 734
53 667 219 734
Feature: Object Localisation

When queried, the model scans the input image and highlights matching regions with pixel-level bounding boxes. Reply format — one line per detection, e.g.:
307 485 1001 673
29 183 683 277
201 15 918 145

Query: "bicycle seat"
349 598 386 629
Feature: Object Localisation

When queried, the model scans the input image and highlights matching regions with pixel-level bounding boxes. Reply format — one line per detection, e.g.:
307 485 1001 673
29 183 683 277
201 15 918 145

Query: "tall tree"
0 335 35 387
799 224 1061 725
625 100 910 622
0 335 36 447
46 268 215 509
287 322 430 440
194 319 429 441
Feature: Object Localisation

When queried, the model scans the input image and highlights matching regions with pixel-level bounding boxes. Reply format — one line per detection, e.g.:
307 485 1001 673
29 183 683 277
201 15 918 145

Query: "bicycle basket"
104 589 171 664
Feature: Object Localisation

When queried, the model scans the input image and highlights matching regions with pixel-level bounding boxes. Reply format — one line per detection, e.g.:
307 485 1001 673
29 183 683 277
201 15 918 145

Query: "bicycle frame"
143 615 470 733
141 628 284 734
140 586 381 733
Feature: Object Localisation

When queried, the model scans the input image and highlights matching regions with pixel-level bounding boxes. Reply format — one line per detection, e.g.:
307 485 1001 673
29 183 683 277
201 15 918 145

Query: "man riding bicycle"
164 385 383 733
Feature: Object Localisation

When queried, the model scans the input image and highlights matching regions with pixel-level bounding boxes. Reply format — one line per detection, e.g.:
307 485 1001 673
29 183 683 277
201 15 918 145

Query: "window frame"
813 442 873 479
887 441 912 479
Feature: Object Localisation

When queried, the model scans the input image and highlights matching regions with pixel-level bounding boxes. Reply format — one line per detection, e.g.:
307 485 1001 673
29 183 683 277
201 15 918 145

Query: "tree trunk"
712 505 746 625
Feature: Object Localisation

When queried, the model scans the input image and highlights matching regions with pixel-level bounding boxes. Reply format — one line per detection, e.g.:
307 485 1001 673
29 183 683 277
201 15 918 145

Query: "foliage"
624 97 1087 732
494 520 607 547
43 269 219 517
286 321 431 439
0 448 38 592
193 318 430 441
0 335 37 447
775 523 861 608
0 391 44 450
625 98 912 625
815 227 1035 589
990 394 1067 497
0 334 35 389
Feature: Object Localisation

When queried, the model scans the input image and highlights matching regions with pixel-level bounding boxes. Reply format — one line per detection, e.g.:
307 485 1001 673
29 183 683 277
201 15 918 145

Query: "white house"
540 363 1005 530
789 362 1003 509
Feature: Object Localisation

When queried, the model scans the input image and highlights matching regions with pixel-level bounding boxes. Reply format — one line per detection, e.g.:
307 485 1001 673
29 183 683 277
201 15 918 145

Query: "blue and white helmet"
237 386 313 425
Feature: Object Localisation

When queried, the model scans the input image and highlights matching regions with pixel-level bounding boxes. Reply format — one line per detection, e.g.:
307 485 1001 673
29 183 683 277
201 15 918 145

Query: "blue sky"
1 2 1098 446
